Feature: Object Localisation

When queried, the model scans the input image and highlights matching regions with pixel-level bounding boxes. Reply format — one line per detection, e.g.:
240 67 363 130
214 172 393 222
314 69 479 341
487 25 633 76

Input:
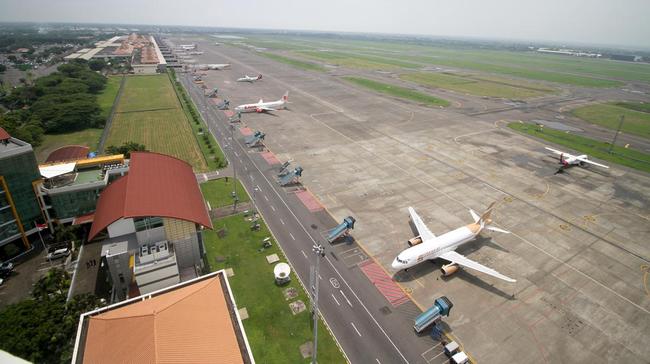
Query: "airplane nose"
391 259 400 270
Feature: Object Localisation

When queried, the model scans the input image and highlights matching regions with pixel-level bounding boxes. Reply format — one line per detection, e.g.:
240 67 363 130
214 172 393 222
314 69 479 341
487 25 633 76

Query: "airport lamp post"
230 124 238 212
310 244 325 364
608 115 625 154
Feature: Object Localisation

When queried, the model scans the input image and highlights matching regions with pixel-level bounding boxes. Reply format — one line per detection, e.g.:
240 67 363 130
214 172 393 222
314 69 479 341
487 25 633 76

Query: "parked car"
47 248 70 260
0 261 14 278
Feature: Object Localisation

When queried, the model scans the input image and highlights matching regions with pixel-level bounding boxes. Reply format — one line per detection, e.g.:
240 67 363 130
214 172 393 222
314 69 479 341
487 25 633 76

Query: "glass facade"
48 188 102 220
0 150 42 232
134 217 164 232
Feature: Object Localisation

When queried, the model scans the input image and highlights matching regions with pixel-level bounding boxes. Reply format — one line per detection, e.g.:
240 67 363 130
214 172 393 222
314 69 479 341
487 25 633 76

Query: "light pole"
608 115 625 154
230 123 238 213
310 243 325 364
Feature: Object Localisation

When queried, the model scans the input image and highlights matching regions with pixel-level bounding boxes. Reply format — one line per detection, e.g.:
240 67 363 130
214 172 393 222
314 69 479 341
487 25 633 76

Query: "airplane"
237 74 263 83
197 64 231 71
391 203 516 283
188 51 204 55
234 92 289 113
544 147 609 173
179 44 196 50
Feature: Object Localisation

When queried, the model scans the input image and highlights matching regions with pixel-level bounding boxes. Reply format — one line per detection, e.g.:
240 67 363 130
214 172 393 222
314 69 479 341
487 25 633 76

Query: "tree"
88 59 106 71
0 64 6 73
0 268 104 364
0 111 44 146
31 93 102 132
106 142 147 158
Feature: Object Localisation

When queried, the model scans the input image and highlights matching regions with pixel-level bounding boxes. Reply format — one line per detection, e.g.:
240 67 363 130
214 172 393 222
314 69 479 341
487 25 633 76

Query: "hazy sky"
2 0 649 49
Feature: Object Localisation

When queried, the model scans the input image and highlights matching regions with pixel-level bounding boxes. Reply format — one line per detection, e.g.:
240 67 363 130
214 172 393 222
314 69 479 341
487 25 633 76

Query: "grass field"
299 50 420 70
97 76 122 120
34 128 103 163
260 52 326 72
105 74 208 171
571 103 650 139
508 122 650 173
200 178 250 208
202 193 345 363
400 72 556 99
343 76 449 107
613 101 650 114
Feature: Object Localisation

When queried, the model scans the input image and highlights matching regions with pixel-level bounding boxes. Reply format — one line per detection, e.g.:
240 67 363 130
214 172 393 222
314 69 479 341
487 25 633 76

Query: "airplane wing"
544 147 565 155
408 207 435 241
257 106 277 112
439 251 516 282
575 156 609 168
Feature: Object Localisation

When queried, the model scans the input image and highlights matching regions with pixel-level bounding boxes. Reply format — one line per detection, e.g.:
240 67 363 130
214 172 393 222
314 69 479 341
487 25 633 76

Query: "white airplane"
544 147 609 172
234 92 289 113
197 64 231 71
391 203 516 283
179 44 196 50
237 74 262 83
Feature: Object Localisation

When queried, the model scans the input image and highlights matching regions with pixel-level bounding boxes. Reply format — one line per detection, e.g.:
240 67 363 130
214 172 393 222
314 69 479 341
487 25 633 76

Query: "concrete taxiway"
173 36 650 363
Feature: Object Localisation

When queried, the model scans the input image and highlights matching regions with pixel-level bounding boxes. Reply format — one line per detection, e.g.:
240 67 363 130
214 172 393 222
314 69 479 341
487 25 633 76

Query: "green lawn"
400 72 556 99
508 122 650 173
571 103 650 139
34 128 103 163
200 178 250 208
613 101 650 114
298 50 420 70
106 74 208 171
117 75 179 112
343 76 449 107
260 52 326 72
97 76 122 120
203 204 345 363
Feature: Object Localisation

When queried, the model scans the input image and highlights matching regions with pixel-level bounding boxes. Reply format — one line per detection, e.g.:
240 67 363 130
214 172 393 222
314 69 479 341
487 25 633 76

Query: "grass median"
260 52 326 72
202 184 346 363
571 103 650 139
508 122 650 173
343 76 449 107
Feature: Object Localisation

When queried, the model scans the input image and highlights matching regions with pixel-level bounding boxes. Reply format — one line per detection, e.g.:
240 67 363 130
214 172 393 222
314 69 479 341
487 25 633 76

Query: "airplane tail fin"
257 74 263 80
477 202 510 234
282 91 289 102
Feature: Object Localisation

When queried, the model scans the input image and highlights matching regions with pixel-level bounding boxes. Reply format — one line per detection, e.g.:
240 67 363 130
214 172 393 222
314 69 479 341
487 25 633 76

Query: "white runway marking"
280 218 285 225
301 250 308 259
264 195 269 202
289 233 295 240
331 294 341 306
270 205 276 211
350 322 362 337
340 290 353 307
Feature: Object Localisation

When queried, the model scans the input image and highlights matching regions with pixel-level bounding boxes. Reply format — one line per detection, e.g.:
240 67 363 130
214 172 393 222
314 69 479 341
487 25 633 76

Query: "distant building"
0 128 43 260
72 271 254 364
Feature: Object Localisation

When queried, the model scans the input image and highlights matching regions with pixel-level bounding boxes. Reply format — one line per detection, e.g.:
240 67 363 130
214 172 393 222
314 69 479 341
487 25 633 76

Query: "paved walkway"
210 202 253 219
195 167 233 183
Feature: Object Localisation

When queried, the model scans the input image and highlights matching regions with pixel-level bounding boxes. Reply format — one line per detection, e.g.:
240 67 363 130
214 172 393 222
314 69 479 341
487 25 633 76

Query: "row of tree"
0 60 107 146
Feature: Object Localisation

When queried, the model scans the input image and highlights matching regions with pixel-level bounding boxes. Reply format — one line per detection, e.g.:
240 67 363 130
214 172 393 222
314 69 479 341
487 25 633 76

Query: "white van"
47 248 70 260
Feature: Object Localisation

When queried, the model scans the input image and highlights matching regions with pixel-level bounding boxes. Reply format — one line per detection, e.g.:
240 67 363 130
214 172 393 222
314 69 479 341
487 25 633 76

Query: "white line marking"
289 233 295 240
318 274 323 280
264 195 269 202
350 322 362 337
270 205 276 212
376 359 381 364
301 250 308 259
428 350 446 362
256 184 261 191
340 290 353 307
280 218 285 225
331 294 341 306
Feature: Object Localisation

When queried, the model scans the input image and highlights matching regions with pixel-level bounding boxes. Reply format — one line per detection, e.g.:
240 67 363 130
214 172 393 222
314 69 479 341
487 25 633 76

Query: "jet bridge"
277 161 291 177
326 216 356 243
278 166 303 186
206 88 218 98
244 131 265 147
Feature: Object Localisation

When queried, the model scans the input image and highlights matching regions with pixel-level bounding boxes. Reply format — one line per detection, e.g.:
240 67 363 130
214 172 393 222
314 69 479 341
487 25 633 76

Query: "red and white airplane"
234 92 289 113
545 147 609 173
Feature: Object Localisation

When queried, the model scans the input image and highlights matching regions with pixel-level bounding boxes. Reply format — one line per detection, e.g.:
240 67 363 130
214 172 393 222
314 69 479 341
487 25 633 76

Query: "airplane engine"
256 108 263 113
441 263 459 276
407 236 422 246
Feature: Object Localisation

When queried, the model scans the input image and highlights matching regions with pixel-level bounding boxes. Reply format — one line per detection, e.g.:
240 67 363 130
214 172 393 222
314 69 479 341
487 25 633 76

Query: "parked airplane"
237 74 263 83
234 92 289 113
391 203 516 283
197 64 231 71
179 44 196 50
544 147 609 173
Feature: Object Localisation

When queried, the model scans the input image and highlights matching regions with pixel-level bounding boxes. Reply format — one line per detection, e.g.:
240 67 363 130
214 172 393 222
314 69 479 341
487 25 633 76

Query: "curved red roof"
45 145 90 163
0 127 10 141
89 152 212 240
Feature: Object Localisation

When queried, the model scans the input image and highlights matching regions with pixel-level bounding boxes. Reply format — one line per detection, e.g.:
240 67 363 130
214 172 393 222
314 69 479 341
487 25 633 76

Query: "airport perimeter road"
181 75 446 364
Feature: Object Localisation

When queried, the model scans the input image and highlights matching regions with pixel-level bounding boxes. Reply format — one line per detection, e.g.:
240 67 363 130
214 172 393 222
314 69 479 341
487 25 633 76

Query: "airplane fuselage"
235 99 286 113
392 224 479 270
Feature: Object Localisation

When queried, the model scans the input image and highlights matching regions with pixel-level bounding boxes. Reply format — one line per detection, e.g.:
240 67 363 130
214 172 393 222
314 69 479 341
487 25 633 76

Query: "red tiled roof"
45 145 90 163
88 152 212 240
82 275 246 364
0 127 10 140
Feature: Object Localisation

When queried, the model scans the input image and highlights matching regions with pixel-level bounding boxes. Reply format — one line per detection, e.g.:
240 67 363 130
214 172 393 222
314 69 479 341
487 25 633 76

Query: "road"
180 74 447 364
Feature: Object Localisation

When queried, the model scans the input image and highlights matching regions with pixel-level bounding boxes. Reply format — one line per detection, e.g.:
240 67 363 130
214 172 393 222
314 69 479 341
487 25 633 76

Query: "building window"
134 217 163 232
